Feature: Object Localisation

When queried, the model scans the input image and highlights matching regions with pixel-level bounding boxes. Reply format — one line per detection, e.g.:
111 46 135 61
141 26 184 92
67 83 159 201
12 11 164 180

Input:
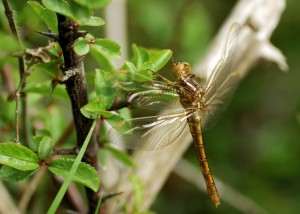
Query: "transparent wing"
200 23 241 129
107 109 192 150
204 23 240 100
201 71 240 129
127 80 180 110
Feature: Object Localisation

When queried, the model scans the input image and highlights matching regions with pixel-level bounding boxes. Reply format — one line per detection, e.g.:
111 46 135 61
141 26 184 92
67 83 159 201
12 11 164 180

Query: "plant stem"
2 0 28 144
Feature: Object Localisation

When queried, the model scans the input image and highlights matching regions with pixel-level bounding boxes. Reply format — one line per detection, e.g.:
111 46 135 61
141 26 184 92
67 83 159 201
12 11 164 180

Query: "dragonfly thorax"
172 62 191 79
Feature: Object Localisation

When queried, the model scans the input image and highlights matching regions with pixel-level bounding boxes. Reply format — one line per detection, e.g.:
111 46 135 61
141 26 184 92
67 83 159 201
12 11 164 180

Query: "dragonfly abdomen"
187 114 220 207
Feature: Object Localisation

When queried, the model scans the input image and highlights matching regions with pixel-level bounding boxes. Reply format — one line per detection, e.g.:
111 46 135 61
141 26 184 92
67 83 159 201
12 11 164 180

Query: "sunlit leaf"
42 0 91 22
0 143 39 171
74 38 90 56
81 99 113 119
92 39 121 59
74 0 111 8
80 16 105 26
139 49 172 72
48 158 99 191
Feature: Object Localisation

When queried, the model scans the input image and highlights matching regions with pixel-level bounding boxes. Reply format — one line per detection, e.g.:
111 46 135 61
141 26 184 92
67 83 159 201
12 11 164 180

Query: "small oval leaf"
38 136 54 160
74 38 90 56
0 143 39 171
81 99 114 118
92 39 121 58
80 16 105 26
48 158 99 192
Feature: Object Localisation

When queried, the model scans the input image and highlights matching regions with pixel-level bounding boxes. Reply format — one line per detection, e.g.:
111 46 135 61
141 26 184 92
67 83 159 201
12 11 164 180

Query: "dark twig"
56 14 101 213
2 0 28 144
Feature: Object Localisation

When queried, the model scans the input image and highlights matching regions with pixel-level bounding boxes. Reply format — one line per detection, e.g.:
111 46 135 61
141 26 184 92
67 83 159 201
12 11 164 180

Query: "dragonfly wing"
107 109 190 150
201 71 240 129
127 80 182 110
200 23 241 129
204 23 240 101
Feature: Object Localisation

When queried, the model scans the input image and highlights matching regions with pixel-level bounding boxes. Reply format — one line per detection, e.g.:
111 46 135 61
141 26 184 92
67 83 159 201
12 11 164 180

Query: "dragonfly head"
172 62 191 78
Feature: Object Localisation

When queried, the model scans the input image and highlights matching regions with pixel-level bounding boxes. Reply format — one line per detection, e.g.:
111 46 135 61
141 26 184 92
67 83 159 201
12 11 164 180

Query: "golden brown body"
173 62 220 207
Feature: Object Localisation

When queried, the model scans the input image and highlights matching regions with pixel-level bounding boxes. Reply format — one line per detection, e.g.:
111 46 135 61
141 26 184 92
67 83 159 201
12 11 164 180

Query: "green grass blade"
47 118 97 214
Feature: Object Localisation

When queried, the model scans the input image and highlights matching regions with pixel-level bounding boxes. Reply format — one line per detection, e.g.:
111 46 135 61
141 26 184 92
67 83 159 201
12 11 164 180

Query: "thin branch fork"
106 0 287 212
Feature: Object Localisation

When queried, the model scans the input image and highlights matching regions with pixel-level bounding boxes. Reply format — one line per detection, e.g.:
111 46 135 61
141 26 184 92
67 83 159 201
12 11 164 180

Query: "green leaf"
131 44 150 69
48 158 99 192
74 38 90 56
0 143 39 171
95 69 115 109
81 99 113 119
79 16 105 26
90 48 115 72
32 130 52 151
38 136 54 160
125 61 150 82
74 0 111 8
0 165 36 182
106 145 135 167
42 0 91 23
27 1 58 33
140 49 172 72
92 39 121 59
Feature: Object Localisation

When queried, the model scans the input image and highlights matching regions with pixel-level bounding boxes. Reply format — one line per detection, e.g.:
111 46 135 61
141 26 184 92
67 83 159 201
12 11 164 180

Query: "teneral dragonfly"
110 23 240 207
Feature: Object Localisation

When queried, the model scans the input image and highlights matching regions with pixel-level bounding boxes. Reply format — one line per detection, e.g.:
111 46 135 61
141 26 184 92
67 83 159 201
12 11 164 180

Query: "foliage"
0 0 299 214
0 0 171 213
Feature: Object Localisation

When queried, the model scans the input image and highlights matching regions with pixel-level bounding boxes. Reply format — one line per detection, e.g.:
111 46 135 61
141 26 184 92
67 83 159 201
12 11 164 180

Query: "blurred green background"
0 0 299 213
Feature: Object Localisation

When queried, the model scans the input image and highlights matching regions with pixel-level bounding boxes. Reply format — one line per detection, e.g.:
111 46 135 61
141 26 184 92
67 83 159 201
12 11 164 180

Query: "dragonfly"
110 23 240 207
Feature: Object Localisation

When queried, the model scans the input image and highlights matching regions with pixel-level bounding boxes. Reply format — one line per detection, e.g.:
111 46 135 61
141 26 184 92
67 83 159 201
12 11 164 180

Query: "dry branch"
106 0 287 212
